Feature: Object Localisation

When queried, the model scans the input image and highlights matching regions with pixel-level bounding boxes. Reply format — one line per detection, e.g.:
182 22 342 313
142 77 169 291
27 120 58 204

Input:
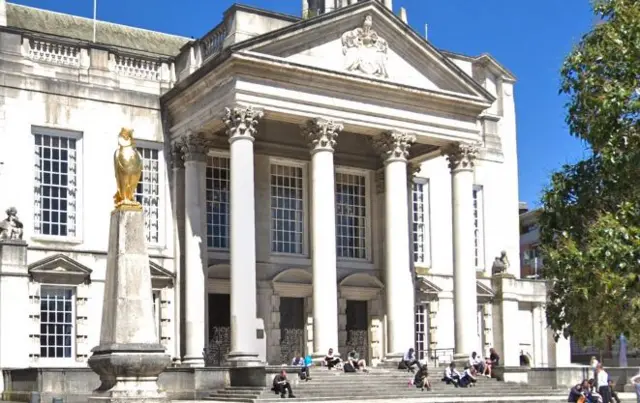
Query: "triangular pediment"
239 1 492 100
477 281 494 298
28 254 93 285
417 277 442 294
150 261 174 288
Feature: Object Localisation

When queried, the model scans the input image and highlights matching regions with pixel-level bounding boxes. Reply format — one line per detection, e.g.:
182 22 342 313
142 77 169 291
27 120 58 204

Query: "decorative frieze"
442 142 479 172
28 38 80 67
302 118 343 153
180 132 208 162
114 55 160 81
372 131 416 163
341 15 389 78
224 106 264 141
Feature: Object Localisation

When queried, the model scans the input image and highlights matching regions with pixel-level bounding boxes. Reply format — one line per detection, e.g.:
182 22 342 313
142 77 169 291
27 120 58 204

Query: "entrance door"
206 293 231 366
346 300 369 362
279 297 305 364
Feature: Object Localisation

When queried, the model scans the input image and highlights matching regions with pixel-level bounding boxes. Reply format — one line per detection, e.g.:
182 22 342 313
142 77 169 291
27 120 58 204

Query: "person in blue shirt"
291 352 311 381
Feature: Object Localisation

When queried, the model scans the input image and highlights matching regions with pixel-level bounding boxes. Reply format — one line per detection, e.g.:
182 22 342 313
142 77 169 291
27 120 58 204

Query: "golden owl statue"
113 128 143 210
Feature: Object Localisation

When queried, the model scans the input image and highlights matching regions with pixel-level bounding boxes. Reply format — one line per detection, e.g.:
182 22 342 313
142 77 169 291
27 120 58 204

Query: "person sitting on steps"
324 348 341 369
272 370 296 399
413 366 432 391
398 347 422 373
442 362 461 387
459 366 478 388
347 349 369 372
291 352 311 381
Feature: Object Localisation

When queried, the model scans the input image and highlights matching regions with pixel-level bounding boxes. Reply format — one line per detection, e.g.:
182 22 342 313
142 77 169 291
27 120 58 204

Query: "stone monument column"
443 142 478 362
302 118 342 357
224 106 263 364
181 132 208 367
373 131 416 359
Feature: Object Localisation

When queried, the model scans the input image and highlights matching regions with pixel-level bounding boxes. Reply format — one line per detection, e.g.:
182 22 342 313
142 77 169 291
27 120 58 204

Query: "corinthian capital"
372 131 416 163
181 132 208 162
442 142 479 172
302 118 343 153
224 106 264 142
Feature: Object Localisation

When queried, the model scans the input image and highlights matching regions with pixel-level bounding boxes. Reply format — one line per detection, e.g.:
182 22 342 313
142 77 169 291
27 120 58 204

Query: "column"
180 132 208 367
373 131 416 358
443 142 478 361
170 141 185 364
302 118 342 357
224 105 263 363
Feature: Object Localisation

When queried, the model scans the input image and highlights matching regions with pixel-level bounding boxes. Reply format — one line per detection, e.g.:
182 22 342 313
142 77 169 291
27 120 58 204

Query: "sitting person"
588 379 603 403
398 347 422 373
442 362 461 387
347 349 368 372
469 352 485 375
291 352 311 381
271 370 296 398
324 348 341 370
568 379 589 403
608 379 620 403
459 366 477 388
413 366 432 391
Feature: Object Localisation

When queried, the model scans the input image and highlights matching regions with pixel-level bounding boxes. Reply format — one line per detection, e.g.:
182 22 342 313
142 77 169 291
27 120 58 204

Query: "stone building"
0 0 570 374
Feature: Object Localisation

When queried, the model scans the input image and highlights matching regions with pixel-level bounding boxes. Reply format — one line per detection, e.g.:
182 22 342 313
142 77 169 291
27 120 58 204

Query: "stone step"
205 393 571 403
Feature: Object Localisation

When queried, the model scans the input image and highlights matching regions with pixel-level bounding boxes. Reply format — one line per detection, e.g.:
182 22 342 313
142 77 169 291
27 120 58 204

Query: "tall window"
206 155 230 249
34 133 77 237
40 287 74 359
473 186 485 270
412 181 430 265
415 304 428 360
335 172 367 259
135 147 160 244
270 163 304 254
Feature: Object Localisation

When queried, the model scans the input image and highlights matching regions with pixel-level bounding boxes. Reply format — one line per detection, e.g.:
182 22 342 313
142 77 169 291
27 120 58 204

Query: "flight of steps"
205 367 569 403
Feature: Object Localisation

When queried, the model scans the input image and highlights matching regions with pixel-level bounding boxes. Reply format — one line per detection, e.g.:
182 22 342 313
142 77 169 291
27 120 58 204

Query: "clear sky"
11 0 594 208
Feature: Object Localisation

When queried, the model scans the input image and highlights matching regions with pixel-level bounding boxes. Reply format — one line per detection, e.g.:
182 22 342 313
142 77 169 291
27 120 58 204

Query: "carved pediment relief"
28 254 92 285
417 277 442 295
341 14 388 78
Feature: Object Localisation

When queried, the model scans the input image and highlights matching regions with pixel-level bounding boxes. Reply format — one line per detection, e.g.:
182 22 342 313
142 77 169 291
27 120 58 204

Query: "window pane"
335 172 367 259
34 134 77 237
411 183 426 264
39 286 74 358
270 164 304 254
135 147 161 244
206 156 230 249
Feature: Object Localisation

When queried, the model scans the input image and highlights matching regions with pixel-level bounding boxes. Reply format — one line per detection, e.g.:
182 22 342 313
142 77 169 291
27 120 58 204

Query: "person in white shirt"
459 366 478 388
441 363 461 387
596 364 611 403
399 348 422 372
469 352 485 375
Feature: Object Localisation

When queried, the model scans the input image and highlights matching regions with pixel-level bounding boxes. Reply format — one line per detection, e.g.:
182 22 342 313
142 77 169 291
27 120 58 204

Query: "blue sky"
12 0 593 207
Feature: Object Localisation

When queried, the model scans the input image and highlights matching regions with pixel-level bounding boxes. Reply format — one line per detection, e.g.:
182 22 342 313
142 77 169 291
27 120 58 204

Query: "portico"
163 1 494 367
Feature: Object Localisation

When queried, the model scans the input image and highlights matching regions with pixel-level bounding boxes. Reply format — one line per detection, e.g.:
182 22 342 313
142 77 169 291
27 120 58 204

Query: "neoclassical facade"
0 0 571 375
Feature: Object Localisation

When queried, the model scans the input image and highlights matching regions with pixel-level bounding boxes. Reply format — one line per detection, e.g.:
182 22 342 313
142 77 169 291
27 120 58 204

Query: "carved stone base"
228 363 266 388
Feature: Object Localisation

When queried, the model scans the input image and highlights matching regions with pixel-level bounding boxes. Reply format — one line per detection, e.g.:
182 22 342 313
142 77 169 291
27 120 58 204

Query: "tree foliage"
540 0 640 348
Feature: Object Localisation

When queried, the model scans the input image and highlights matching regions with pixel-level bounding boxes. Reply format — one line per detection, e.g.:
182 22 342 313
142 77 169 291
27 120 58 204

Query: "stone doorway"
279 297 305 364
346 300 369 362
205 293 231 366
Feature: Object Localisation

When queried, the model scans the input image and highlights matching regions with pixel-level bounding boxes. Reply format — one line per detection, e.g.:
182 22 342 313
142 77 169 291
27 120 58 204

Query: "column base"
227 351 261 367
453 353 471 368
227 353 266 388
181 356 205 367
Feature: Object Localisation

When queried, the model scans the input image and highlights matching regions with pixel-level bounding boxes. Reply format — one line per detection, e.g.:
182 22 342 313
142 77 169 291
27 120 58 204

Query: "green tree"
540 0 640 348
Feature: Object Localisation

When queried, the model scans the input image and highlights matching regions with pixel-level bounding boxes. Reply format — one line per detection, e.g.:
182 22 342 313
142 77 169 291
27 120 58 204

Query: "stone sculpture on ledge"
88 128 170 403
0 207 24 241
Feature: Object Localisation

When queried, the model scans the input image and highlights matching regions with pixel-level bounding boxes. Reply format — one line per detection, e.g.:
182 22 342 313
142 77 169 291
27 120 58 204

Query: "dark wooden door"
205 293 230 366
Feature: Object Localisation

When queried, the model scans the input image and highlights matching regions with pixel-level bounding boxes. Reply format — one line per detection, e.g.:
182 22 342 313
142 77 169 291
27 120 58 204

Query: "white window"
270 163 305 254
33 131 78 238
473 186 485 270
335 171 368 259
206 155 230 249
40 286 74 359
415 304 428 361
135 147 161 244
152 290 161 343
412 180 431 266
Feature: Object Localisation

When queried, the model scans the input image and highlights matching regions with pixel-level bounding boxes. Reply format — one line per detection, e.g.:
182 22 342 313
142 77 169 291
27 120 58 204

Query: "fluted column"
443 142 478 361
302 118 342 357
180 132 208 367
373 131 416 358
224 106 263 364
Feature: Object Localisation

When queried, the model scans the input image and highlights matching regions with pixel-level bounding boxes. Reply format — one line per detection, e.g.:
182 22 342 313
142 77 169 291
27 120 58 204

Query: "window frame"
135 139 165 248
152 289 162 343
206 150 231 254
472 185 486 272
411 178 431 268
334 166 372 263
31 126 84 243
268 157 309 257
38 285 77 366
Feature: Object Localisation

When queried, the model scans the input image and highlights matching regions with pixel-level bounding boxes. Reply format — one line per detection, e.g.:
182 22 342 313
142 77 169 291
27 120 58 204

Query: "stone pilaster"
443 142 478 363
224 106 263 366
180 132 208 367
372 131 416 360
302 118 342 358
169 140 185 364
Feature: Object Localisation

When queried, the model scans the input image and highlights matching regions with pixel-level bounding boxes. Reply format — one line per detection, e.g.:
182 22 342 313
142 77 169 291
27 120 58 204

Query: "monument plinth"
88 128 169 403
